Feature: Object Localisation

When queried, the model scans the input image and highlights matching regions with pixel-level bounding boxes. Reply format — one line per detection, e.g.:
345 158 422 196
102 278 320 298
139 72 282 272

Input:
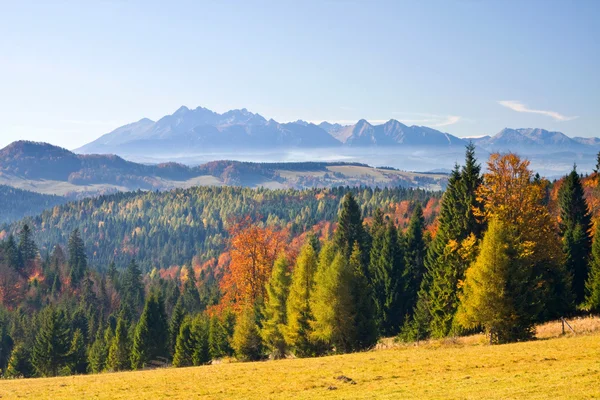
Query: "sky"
0 0 598 149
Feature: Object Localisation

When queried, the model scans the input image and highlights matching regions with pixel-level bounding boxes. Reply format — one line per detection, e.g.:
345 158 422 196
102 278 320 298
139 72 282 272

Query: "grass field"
2 318 599 399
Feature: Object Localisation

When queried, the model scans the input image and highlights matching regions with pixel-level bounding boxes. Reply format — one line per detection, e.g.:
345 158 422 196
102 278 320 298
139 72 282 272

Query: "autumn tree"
224 218 286 308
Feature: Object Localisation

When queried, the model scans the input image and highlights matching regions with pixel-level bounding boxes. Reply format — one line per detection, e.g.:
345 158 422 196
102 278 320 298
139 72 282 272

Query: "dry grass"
2 320 600 400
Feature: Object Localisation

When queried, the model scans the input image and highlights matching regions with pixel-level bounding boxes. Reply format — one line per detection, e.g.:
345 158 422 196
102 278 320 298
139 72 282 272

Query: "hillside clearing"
2 321 599 400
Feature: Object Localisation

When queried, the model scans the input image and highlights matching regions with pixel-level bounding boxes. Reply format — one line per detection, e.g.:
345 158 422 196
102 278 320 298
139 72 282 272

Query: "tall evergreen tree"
208 313 233 359
402 203 426 321
585 221 600 312
558 166 592 304
285 242 319 357
131 293 170 369
369 221 404 335
68 229 87 287
31 308 71 377
169 299 186 357
182 265 202 312
67 329 88 374
87 328 108 374
261 255 291 359
232 305 263 361
106 314 130 372
191 315 210 365
349 243 378 350
172 318 194 367
17 224 37 271
121 259 145 316
4 344 34 378
333 192 368 268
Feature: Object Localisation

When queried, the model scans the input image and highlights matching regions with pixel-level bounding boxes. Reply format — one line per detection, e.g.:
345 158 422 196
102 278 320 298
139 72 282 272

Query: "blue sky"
0 0 598 149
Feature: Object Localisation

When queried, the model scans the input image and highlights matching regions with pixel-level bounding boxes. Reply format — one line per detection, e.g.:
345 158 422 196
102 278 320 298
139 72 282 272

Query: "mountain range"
76 106 600 158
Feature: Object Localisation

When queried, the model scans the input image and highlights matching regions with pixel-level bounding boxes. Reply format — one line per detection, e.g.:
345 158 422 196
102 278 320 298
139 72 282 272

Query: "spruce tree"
107 315 130 372
31 308 71 377
333 192 368 267
285 242 319 357
208 313 233 359
17 224 37 271
169 299 186 357
68 228 87 287
558 166 592 304
191 315 210 365
232 305 263 361
585 221 600 311
67 329 88 374
87 329 108 374
369 221 404 335
131 293 170 369
121 259 145 316
349 243 378 350
402 203 426 321
261 254 291 359
4 344 34 378
173 318 194 367
182 265 201 312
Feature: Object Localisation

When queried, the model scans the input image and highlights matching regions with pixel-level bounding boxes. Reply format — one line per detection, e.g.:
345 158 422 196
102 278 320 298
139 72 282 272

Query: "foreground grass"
2 326 600 399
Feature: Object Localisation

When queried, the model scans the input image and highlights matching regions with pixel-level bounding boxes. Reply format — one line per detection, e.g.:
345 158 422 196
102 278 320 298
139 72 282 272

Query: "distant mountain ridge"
471 128 595 152
76 106 468 155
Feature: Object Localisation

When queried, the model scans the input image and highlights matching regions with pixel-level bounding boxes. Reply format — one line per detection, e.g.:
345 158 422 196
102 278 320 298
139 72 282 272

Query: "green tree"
191 315 210 365
182 265 202 312
369 221 404 335
333 192 368 267
169 299 186 357
402 203 426 321
131 293 170 369
208 313 234 359
457 218 537 343
121 259 145 316
67 329 88 374
4 344 34 378
558 166 592 304
285 242 319 357
261 255 291 359
349 243 378 350
68 229 87 287
311 252 355 353
31 308 71 377
18 224 37 271
232 305 263 361
87 329 108 374
585 221 600 311
106 316 130 372
173 318 194 367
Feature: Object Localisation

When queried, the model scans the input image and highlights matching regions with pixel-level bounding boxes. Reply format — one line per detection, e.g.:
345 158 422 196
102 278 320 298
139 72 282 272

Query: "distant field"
0 165 447 198
2 317 599 400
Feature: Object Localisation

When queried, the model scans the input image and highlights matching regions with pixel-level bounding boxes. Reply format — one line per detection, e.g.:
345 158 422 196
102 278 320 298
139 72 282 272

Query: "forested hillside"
0 185 66 224
1 186 440 271
2 145 600 381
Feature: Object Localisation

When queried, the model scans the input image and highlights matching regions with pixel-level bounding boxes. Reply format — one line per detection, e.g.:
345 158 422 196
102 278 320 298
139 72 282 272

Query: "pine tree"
173 318 194 367
585 221 600 311
169 299 186 357
191 315 210 365
4 344 34 378
261 254 291 359
333 192 368 267
67 329 88 374
349 243 378 350
31 308 71 377
285 242 319 357
121 259 145 316
17 224 37 271
68 229 87 287
106 315 130 372
369 221 404 335
4 235 19 270
131 293 170 369
182 265 202 312
402 203 426 321
558 166 592 305
87 329 108 374
232 305 263 361
208 313 233 359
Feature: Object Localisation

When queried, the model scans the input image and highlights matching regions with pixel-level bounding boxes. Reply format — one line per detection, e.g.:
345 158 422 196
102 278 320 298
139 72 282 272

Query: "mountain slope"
0 185 67 224
475 128 587 152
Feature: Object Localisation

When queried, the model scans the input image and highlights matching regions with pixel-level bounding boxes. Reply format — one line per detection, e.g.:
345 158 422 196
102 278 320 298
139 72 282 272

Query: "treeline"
3 186 439 271
0 185 66 224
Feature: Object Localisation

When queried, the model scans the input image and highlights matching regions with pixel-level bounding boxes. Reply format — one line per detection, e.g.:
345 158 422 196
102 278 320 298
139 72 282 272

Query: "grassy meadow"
1 317 599 400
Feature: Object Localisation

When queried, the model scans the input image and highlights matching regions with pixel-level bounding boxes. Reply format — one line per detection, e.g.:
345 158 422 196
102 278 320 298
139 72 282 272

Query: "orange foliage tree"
221 217 287 309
